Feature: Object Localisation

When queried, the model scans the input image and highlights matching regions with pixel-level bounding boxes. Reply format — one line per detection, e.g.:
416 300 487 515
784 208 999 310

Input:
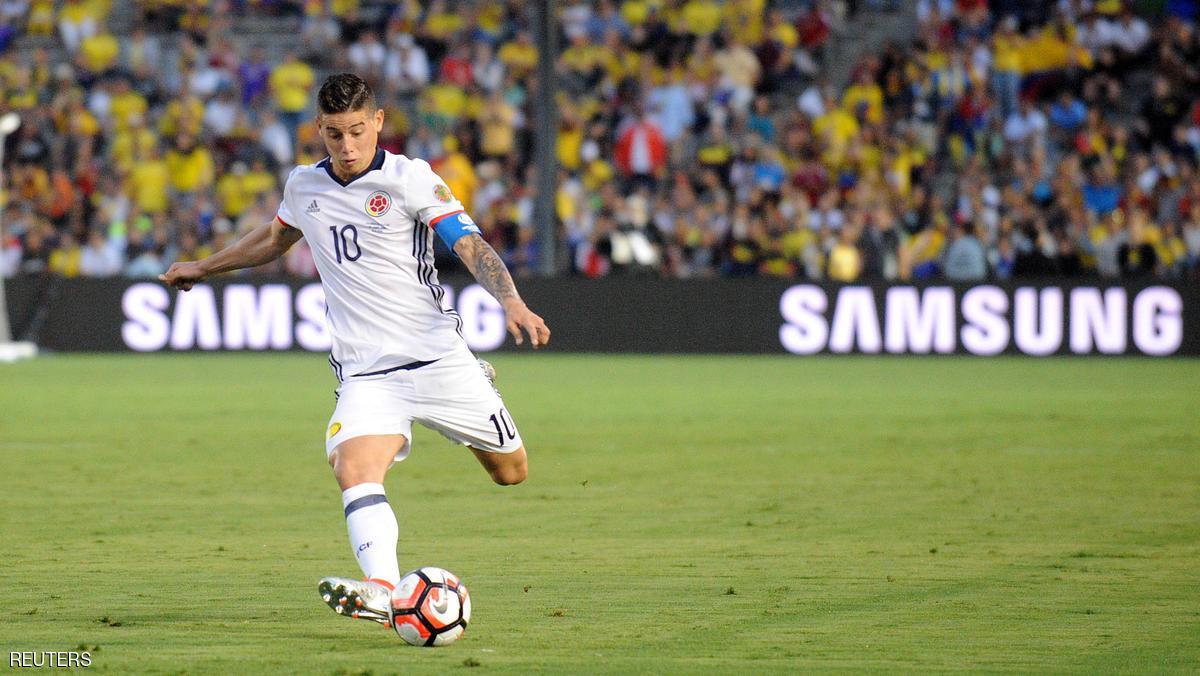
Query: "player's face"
318 107 385 178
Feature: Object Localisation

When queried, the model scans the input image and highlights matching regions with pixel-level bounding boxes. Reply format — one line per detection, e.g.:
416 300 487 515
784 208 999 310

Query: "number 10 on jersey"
329 225 362 263
490 408 516 448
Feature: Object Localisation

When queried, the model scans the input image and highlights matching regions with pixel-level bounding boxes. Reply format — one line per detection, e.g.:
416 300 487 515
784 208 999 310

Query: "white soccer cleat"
318 577 394 627
477 359 497 384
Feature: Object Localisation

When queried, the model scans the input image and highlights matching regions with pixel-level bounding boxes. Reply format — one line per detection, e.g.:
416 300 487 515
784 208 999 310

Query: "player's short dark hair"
317 73 376 115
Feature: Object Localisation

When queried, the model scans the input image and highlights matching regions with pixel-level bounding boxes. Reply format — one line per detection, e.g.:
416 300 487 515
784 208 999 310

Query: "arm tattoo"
461 234 519 304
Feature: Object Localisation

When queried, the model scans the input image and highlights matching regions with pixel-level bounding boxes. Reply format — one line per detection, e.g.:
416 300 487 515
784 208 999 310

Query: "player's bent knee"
490 450 527 486
471 445 527 486
491 467 526 486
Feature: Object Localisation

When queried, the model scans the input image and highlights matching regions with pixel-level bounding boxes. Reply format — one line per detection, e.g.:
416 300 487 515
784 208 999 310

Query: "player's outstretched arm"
159 219 303 291
454 233 551 348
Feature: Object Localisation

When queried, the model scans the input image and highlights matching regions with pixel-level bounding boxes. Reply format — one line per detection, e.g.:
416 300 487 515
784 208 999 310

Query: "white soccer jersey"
276 148 474 380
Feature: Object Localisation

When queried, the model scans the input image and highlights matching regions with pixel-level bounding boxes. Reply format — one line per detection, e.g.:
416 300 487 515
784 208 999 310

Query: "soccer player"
160 73 550 628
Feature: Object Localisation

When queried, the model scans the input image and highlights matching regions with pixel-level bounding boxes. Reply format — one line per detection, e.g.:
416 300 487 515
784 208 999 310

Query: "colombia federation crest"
365 190 392 217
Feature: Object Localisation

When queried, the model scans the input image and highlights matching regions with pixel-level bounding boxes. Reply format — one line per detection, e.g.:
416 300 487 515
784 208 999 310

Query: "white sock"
341 482 401 587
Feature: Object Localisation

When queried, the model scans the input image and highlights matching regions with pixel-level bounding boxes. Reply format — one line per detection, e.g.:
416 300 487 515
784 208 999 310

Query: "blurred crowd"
1 0 1199 282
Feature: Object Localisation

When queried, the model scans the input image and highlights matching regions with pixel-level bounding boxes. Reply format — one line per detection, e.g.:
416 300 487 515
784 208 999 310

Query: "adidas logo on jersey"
306 200 321 214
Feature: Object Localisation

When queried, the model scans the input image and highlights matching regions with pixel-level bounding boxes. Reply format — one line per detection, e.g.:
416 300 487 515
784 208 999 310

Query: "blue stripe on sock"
344 493 388 517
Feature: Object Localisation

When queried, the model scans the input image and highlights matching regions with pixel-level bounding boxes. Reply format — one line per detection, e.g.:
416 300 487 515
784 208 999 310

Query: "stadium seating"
0 0 1198 282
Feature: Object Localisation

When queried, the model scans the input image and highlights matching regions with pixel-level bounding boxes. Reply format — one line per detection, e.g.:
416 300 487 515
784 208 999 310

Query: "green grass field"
1 354 1198 674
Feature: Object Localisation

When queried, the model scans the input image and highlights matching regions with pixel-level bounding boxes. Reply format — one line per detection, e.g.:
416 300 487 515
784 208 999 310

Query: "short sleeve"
275 167 302 228
404 159 465 228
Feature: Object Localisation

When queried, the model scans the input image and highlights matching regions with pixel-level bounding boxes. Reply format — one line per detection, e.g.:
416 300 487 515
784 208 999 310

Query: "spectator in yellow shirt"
498 31 537 79
560 34 604 89
990 16 1024 118
621 0 650 27
78 32 120 77
109 115 158 175
27 0 54 36
479 91 517 160
215 161 254 219
270 51 315 145
681 0 722 38
165 134 214 199
243 158 277 201
421 0 463 41
158 93 204 138
432 136 478 212
827 226 863 282
420 82 467 129
417 0 461 64
842 70 884 125
107 78 148 131
6 68 39 110
213 157 274 221
903 215 948 280
557 108 584 172
723 0 766 44
128 145 170 215
814 97 859 149
767 9 798 49
49 233 83 277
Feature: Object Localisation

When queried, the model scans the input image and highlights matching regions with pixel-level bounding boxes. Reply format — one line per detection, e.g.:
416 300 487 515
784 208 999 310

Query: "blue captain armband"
428 211 481 253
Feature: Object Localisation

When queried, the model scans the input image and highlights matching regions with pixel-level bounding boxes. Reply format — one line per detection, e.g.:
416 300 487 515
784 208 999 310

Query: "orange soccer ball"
390 567 471 647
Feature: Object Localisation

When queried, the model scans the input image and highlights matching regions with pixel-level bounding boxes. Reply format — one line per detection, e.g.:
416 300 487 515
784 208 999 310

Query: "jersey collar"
319 148 386 187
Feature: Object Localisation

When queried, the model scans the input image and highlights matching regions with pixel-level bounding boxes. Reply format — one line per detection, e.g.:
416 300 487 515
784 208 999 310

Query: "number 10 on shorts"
489 408 516 448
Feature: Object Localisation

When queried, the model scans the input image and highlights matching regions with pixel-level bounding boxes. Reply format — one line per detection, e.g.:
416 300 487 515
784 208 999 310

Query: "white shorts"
324 347 523 462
